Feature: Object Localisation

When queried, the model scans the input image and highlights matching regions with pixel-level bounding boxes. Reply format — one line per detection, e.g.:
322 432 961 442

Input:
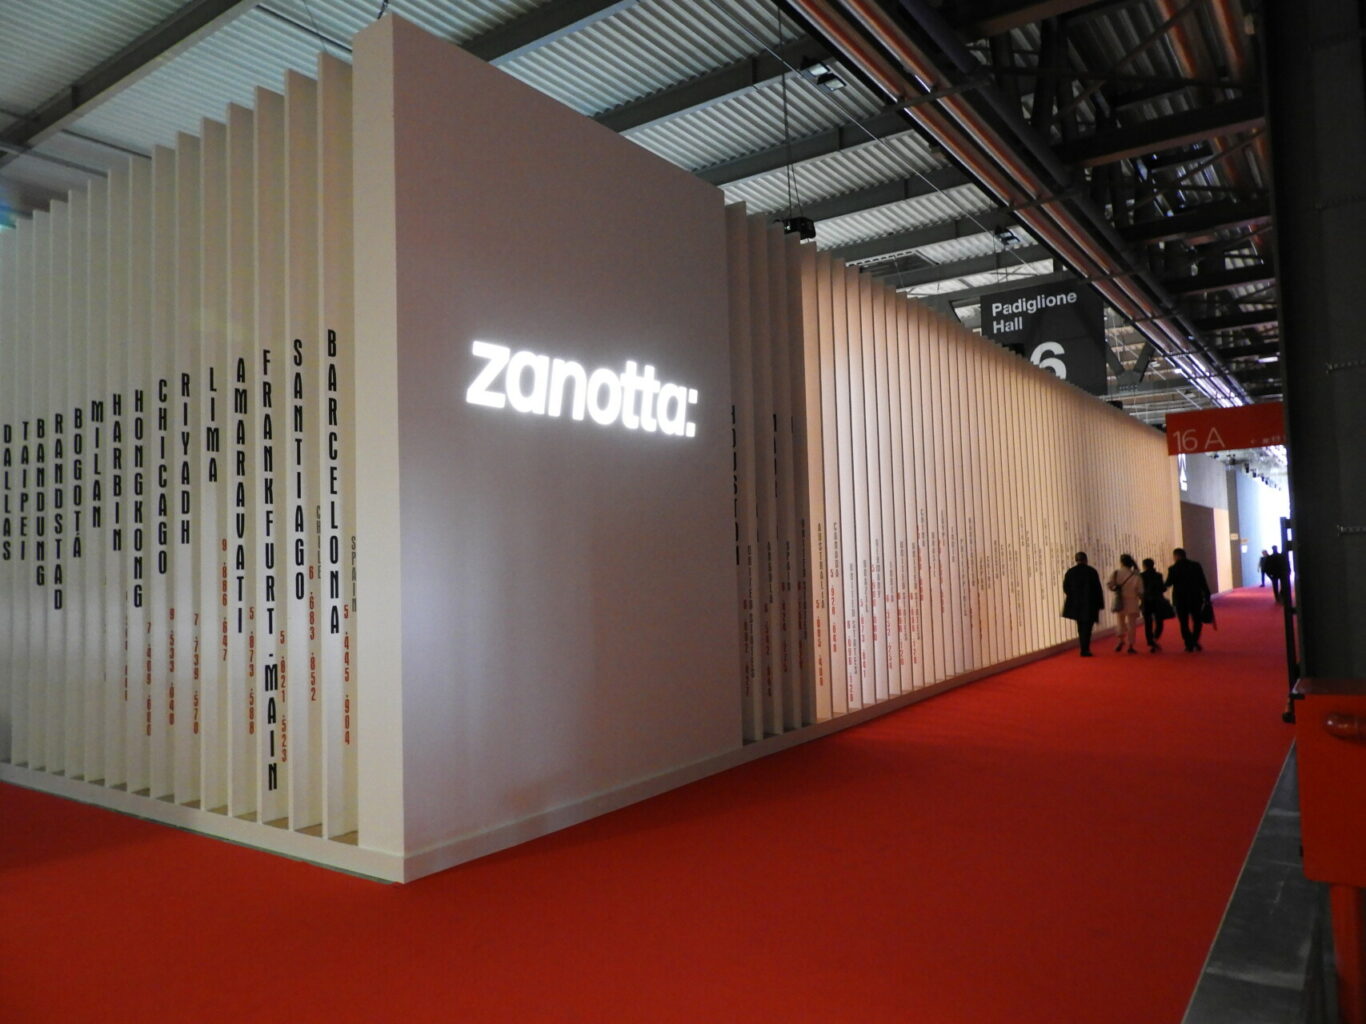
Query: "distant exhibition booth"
3 17 1210 881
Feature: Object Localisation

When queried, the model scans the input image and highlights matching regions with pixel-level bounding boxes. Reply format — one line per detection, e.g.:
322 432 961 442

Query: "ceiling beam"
1056 97 1265 167
1193 309 1280 333
1164 263 1277 296
826 208 1020 264
697 109 909 185
799 166 972 221
963 0 1117 38
0 0 257 163
1215 340 1279 360
871 244 1051 289
597 37 830 132
1119 199 1271 245
945 270 1073 306
465 0 635 64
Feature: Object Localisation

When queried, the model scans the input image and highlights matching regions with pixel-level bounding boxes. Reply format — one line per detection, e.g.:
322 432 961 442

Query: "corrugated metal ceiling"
0 0 1278 426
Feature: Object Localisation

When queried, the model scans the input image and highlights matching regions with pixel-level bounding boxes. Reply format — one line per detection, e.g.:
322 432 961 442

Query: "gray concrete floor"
1183 748 1335 1023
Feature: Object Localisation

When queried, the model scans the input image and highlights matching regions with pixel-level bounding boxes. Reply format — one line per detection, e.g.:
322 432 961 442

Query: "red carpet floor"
2 588 1293 1023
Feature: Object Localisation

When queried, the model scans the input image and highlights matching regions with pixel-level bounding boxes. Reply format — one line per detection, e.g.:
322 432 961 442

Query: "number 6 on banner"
1030 341 1066 379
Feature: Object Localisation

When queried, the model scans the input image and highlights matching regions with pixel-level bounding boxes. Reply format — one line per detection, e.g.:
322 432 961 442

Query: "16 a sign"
1166 402 1285 455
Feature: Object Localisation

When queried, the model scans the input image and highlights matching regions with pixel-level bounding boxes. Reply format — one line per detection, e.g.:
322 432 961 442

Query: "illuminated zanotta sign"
465 340 699 438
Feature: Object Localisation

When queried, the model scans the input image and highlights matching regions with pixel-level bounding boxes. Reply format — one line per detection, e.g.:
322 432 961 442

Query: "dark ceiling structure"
0 0 1280 444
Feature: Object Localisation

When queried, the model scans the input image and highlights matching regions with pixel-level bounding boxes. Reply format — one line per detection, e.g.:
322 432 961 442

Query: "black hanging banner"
982 281 1107 396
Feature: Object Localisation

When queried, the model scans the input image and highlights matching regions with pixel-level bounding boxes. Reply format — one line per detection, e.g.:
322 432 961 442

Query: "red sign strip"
1166 402 1286 455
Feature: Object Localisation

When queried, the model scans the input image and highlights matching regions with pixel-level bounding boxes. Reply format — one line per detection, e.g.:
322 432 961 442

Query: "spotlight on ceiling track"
804 60 846 92
781 216 816 241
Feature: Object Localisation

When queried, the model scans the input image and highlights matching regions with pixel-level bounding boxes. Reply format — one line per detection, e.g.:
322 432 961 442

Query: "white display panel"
83 182 108 783
815 255 849 715
199 118 228 814
149 145 174 801
1 232 15 763
317 53 357 840
726 204 762 741
352 16 741 860
748 218 779 734
225 102 255 819
864 276 891 700
253 88 287 825
103 165 129 790
173 132 201 805
831 264 862 710
126 161 151 795
767 227 799 732
284 70 321 832
797 243 831 722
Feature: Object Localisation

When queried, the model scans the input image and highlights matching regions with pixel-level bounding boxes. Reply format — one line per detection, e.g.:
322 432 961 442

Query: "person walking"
1266 545 1288 603
1062 552 1104 657
1139 557 1169 652
1165 548 1213 653
1108 553 1144 654
1258 549 1269 587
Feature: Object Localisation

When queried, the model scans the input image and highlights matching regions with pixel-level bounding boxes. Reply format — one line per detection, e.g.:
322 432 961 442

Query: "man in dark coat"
1165 547 1213 652
1265 545 1288 603
1062 552 1104 657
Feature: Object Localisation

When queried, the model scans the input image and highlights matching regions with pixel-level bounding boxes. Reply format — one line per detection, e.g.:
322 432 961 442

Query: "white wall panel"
149 145 175 801
173 132 202 805
815 254 848 716
789 237 816 726
316 53 357 840
831 264 861 710
66 191 88 779
225 103 255 819
31 210 52 773
1 229 17 764
766 227 800 732
726 205 761 741
859 274 888 703
798 243 831 723
870 281 898 696
253 88 287 825
49 201 72 778
748 218 779 735
103 164 129 790
284 70 321 832
199 118 228 814
846 267 873 707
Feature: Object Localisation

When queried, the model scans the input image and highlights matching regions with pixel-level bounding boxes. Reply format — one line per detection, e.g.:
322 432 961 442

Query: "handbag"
1110 571 1134 613
1199 601 1216 626
1156 597 1176 621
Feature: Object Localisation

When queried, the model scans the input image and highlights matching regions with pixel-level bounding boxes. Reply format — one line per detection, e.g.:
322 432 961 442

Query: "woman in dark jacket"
1139 557 1168 652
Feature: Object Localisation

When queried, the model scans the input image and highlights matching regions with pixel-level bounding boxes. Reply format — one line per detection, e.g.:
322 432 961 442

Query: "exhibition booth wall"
0 17 1180 880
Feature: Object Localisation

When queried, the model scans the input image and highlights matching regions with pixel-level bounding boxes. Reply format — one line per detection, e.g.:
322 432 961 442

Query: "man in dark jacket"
1265 545 1288 603
1165 548 1213 652
1062 552 1104 657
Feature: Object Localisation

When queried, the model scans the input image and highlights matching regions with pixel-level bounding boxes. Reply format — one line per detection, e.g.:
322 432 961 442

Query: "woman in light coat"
1108 553 1144 654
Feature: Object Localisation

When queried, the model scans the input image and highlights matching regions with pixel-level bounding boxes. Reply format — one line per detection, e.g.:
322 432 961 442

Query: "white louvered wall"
727 208 1180 739
0 54 364 866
